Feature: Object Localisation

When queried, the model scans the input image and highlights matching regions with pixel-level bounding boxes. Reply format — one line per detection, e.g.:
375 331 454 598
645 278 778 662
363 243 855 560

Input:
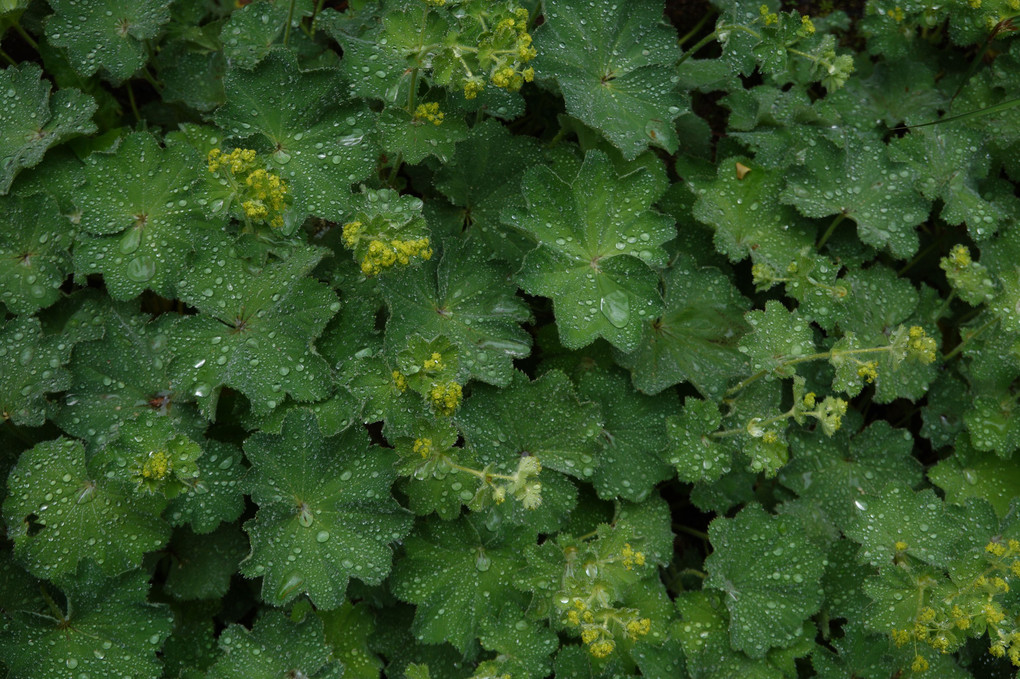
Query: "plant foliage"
1 0 1020 677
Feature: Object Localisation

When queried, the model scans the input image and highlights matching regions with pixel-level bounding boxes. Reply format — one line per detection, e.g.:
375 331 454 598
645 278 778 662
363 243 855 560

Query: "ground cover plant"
1 0 1020 676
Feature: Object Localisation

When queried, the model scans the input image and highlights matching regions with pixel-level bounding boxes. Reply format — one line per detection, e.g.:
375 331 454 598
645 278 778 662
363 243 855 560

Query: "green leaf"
0 315 76 427
72 132 203 299
0 562 172 679
781 130 930 258
576 369 674 502
0 194 72 314
673 590 784 679
166 439 246 534
380 239 532 388
390 515 533 652
685 159 816 268
475 607 559 679
535 0 686 159
241 410 411 609
169 244 339 418
94 412 202 498
831 266 936 403
163 524 248 600
889 124 1007 239
616 255 750 398
843 483 961 569
929 438 1020 519
780 421 922 531
0 63 96 194
506 149 673 351
52 298 201 450
457 370 601 481
45 0 171 82
3 437 169 578
433 119 543 261
705 503 826 658
320 602 385 679
220 0 300 70
209 610 342 679
737 300 816 379
214 52 378 222
666 397 735 483
378 104 469 165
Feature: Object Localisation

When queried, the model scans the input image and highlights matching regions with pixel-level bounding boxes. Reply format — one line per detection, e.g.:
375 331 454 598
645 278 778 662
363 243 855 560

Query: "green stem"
283 0 296 46
12 21 39 52
126 81 141 124
942 317 997 362
677 30 719 66
141 66 164 92
817 213 847 249
725 346 893 397
387 151 403 186
407 67 419 114
310 0 326 36
680 568 708 579
897 238 940 276
677 10 716 47
674 524 710 542
934 290 957 320
0 46 16 66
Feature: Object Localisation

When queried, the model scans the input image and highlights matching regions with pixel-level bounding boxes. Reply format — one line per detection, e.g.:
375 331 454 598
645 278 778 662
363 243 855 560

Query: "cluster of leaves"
1 0 1020 677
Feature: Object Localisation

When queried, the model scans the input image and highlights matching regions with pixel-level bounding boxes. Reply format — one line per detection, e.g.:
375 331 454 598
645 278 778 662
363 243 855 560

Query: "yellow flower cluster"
486 9 536 93
621 543 645 570
907 326 937 364
207 148 289 228
359 238 433 276
856 361 878 383
141 450 171 480
464 79 485 100
413 437 433 458
392 370 408 392
800 15 816 34
889 538 1020 671
428 381 462 415
760 4 778 25
413 102 445 126
564 597 650 659
208 147 256 174
423 352 444 372
243 168 288 228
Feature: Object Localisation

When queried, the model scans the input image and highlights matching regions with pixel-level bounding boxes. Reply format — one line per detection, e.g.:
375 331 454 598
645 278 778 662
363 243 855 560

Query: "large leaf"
3 437 169 578
505 149 674 351
704 504 826 658
0 63 96 194
208 610 342 679
45 0 171 82
390 515 533 652
616 256 750 398
535 0 686 159
0 562 172 679
214 52 378 222
72 132 204 299
240 410 412 609
380 239 532 388
169 243 338 417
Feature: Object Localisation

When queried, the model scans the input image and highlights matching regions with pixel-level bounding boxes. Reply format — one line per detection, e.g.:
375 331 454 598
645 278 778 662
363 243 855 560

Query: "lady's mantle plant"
1 0 1020 677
